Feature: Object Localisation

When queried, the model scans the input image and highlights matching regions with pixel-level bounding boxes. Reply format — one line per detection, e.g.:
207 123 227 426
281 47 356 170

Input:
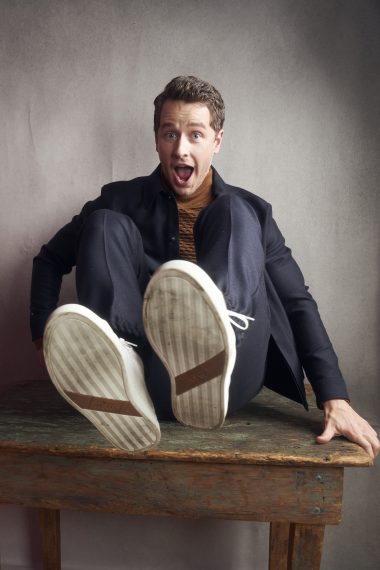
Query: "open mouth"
174 166 194 182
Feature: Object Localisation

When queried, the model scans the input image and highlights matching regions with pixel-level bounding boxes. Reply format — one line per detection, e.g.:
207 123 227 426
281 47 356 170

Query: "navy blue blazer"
30 166 349 408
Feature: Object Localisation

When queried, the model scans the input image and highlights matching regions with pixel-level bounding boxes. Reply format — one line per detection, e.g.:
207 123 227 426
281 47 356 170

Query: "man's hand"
34 339 46 371
317 399 380 460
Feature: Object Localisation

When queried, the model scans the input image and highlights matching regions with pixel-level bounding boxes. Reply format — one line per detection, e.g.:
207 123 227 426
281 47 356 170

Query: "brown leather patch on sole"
65 391 141 416
175 350 226 396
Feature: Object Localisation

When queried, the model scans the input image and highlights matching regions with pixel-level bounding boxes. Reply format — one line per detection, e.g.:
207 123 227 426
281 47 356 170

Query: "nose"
173 134 189 157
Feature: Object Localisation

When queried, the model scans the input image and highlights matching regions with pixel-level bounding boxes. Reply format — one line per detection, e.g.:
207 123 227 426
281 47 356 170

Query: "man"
31 76 379 458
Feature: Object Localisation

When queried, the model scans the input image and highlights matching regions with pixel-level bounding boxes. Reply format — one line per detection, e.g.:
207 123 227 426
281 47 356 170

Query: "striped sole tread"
45 315 158 451
145 274 228 429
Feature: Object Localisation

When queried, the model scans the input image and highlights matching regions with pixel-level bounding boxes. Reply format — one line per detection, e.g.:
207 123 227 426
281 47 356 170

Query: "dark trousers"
76 195 271 420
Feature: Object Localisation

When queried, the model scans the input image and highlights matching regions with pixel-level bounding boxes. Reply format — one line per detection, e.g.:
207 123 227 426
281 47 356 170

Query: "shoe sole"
43 304 160 452
143 261 236 429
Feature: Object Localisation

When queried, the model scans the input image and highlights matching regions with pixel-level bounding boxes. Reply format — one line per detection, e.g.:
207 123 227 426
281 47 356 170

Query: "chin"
174 186 196 197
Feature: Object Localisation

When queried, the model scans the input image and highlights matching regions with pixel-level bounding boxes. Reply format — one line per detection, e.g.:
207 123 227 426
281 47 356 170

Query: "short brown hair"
154 76 225 135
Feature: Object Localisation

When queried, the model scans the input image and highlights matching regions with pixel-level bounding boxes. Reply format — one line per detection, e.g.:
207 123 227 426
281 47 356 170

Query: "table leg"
269 522 291 570
287 523 325 570
38 508 61 570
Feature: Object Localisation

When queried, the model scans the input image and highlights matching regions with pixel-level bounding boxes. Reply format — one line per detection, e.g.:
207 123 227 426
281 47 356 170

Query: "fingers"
342 422 380 460
317 428 378 460
366 431 380 459
317 402 380 460
316 423 336 444
348 431 376 460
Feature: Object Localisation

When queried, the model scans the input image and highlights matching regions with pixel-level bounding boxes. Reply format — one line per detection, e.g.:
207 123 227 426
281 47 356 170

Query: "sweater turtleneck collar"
174 169 213 209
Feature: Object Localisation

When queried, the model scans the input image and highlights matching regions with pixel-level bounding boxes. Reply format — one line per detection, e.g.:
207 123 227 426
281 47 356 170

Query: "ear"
213 129 224 154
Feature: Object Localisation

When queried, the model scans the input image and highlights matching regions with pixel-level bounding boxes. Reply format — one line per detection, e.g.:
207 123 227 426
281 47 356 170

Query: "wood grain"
269 522 291 570
288 523 325 569
0 381 371 570
0 381 371 467
0 452 343 523
39 508 61 570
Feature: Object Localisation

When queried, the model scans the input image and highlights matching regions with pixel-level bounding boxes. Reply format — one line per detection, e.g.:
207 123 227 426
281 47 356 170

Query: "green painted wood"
0 381 371 466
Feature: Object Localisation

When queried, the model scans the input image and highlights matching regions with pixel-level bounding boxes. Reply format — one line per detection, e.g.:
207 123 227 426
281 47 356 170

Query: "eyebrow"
160 122 176 129
160 121 207 129
188 122 207 128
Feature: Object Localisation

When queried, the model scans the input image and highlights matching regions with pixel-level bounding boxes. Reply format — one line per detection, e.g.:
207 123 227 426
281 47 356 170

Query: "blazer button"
170 236 176 241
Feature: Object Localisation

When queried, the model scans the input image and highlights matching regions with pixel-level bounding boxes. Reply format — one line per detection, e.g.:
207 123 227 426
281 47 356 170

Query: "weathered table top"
0 380 371 467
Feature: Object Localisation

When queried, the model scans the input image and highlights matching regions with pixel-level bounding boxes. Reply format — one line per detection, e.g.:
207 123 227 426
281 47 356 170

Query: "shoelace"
119 338 138 349
227 311 255 330
118 311 254 347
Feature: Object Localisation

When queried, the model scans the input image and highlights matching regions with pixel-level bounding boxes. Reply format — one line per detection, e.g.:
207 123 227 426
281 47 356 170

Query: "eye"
164 131 177 141
192 131 202 140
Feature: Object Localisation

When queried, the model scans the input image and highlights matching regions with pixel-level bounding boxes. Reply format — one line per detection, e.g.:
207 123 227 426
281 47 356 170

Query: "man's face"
155 100 224 197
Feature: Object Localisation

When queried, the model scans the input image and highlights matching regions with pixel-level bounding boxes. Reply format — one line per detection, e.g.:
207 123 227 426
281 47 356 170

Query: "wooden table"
0 381 372 570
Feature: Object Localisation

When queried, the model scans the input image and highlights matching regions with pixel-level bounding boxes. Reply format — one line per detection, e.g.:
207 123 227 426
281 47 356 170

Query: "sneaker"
43 304 160 452
143 261 254 429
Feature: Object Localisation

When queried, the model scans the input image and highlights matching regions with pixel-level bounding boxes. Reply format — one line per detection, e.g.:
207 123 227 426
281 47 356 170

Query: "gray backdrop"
0 0 379 569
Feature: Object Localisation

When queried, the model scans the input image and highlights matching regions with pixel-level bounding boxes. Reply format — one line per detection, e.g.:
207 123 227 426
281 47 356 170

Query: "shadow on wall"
0 255 77 392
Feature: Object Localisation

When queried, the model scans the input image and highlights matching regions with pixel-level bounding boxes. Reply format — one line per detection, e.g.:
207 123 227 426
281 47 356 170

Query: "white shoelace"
227 311 255 330
118 311 254 348
119 338 138 349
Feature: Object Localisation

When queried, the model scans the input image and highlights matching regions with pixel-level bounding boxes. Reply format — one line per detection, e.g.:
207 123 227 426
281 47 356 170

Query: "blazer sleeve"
30 193 105 341
264 205 349 405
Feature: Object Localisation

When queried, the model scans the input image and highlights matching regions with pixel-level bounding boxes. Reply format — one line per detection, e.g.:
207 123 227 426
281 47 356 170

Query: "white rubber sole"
143 261 236 429
43 304 160 452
